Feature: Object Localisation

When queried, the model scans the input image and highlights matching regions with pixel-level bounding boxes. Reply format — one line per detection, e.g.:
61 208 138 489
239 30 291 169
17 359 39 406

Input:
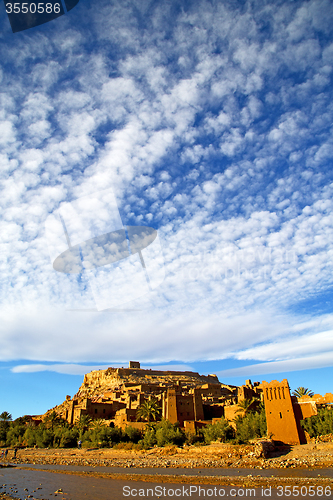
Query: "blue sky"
1 0 333 419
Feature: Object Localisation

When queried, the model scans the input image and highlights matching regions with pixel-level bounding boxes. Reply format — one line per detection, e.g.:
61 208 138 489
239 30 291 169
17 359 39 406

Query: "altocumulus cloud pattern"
2 0 333 375
45 188 165 310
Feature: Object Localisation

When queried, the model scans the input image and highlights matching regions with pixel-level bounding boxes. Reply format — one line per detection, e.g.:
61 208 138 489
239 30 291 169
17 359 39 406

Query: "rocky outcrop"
75 367 220 399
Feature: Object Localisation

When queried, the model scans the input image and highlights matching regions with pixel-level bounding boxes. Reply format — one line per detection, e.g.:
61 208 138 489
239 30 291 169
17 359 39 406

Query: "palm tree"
0 412 12 422
236 398 258 415
75 415 92 438
90 418 107 430
292 387 314 398
136 399 160 424
44 411 65 431
0 412 12 433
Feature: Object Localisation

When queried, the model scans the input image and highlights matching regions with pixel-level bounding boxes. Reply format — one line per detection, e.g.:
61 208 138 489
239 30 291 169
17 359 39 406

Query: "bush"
53 427 79 448
0 422 11 444
234 411 267 444
23 427 37 447
6 424 26 446
0 418 128 449
142 427 157 448
155 420 186 447
202 418 234 444
82 426 123 448
107 426 123 445
185 431 204 445
124 426 142 444
35 428 54 448
302 408 333 437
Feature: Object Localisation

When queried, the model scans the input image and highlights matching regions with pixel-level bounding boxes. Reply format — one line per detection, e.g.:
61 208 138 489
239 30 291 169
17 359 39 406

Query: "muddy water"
14 463 333 478
1 465 332 500
1 466 135 499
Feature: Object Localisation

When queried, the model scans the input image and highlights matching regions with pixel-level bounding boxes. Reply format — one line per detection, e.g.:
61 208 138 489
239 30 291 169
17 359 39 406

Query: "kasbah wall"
262 379 333 444
43 362 333 445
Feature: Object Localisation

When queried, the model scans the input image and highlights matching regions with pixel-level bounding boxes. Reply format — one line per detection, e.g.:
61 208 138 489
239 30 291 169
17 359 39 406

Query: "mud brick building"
45 362 258 431
42 362 333 445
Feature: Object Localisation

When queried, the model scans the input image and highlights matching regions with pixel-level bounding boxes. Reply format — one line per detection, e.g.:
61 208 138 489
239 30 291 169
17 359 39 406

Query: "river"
1 464 332 500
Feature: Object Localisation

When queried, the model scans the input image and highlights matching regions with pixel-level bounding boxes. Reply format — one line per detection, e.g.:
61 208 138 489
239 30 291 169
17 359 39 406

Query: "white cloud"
234 330 333 362
1 0 333 375
0 304 291 363
217 352 333 379
11 363 193 375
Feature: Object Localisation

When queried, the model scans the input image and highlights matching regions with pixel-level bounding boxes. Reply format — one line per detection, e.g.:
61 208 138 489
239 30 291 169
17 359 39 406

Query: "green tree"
90 418 107 430
54 427 79 448
155 420 185 447
0 411 12 423
142 426 157 448
136 399 160 424
35 428 54 448
75 415 92 439
292 387 314 398
302 408 333 437
236 398 259 415
6 424 25 446
44 411 66 431
141 420 185 448
234 410 267 444
0 411 13 444
23 427 37 447
124 426 142 444
82 425 122 447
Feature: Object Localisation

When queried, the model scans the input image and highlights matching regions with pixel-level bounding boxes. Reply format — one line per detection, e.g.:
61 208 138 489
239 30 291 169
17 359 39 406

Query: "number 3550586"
5 3 61 14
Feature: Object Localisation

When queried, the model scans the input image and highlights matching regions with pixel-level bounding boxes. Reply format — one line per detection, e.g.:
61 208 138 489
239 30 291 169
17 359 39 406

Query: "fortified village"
44 362 333 446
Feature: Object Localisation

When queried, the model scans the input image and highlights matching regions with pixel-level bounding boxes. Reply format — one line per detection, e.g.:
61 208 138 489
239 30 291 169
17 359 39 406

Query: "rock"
254 439 275 459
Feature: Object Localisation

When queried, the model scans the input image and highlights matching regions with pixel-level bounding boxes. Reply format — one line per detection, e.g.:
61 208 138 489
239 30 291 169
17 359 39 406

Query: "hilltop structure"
43 362 333 445
46 362 262 432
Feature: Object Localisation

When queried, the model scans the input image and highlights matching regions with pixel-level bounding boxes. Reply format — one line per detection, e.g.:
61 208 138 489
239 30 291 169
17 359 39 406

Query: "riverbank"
3 440 333 470
1 444 333 500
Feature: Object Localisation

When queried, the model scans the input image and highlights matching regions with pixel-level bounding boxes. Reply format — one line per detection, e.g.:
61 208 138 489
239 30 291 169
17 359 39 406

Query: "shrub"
107 426 123 445
0 422 11 444
124 426 142 444
81 425 123 448
6 424 26 446
23 427 37 447
185 431 204 445
234 411 267 444
142 427 157 448
35 428 54 448
302 408 333 437
53 427 78 448
202 418 234 444
155 420 185 447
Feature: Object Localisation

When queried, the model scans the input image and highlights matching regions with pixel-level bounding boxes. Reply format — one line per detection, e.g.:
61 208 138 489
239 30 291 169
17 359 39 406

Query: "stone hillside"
75 367 220 399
